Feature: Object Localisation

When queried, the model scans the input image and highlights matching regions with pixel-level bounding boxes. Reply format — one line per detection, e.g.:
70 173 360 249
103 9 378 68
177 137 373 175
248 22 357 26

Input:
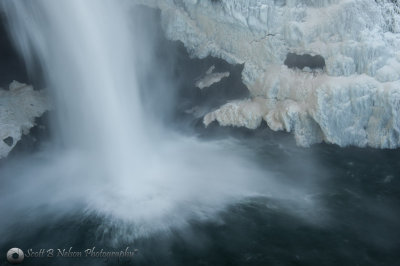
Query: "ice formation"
195 65 230 89
0 81 48 158
134 0 400 148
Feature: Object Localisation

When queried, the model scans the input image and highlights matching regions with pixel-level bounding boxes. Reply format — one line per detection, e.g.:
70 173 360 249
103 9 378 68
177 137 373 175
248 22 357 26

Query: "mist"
0 0 323 244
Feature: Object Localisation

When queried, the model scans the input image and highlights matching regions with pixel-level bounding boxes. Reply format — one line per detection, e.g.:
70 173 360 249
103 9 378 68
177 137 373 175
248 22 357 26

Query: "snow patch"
0 81 49 158
195 65 230 90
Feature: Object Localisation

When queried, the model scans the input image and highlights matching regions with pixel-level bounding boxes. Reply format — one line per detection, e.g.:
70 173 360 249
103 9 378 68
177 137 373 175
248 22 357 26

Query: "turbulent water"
0 0 316 238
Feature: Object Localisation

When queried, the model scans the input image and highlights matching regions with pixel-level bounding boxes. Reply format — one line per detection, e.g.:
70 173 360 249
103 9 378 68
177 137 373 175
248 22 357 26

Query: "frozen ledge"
0 81 49 158
133 0 400 148
195 65 230 90
204 66 400 148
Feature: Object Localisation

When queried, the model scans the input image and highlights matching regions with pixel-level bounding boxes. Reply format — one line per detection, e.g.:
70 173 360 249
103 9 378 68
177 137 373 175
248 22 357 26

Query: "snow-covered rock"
0 81 49 158
195 65 230 89
205 66 400 147
133 0 400 148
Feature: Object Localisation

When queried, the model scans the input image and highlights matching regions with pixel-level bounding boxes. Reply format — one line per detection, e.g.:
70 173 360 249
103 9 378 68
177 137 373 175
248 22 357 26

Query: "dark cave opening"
284 53 326 70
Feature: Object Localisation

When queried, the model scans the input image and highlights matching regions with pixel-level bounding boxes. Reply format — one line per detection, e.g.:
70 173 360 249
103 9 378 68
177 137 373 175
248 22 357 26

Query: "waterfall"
2 0 148 177
0 0 315 238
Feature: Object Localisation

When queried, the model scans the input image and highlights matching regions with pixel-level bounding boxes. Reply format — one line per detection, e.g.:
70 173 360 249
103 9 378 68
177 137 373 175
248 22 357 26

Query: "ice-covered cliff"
0 81 48 158
134 0 400 148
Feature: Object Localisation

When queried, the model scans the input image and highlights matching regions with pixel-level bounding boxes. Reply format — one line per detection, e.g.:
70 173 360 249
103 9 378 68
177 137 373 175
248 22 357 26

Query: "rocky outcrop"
133 0 400 148
0 81 48 158
195 65 230 90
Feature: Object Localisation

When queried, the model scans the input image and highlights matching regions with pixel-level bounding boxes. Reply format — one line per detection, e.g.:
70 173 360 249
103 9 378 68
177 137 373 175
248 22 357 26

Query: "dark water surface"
1 133 399 266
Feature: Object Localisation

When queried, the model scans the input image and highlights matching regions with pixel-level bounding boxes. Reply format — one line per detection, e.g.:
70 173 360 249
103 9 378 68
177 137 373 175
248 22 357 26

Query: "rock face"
0 81 48 158
134 0 400 148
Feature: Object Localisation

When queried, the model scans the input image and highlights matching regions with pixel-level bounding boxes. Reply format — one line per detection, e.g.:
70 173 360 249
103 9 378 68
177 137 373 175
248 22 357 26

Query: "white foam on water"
0 0 321 239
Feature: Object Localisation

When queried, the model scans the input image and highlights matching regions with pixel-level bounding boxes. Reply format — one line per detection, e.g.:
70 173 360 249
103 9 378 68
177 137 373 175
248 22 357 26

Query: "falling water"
0 0 316 239
2 0 148 175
